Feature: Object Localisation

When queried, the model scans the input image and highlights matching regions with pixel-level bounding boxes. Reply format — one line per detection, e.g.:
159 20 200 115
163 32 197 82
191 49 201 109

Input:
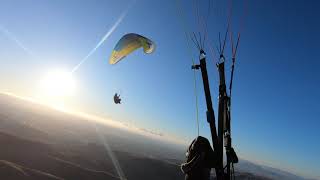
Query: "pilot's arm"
180 152 205 173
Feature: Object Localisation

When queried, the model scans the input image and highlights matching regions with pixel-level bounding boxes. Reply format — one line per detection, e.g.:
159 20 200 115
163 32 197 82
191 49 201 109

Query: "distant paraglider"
109 33 155 65
109 33 156 105
113 93 121 104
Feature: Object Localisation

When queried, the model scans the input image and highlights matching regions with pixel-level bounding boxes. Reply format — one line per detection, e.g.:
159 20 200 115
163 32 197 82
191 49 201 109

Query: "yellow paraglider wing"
109 33 155 65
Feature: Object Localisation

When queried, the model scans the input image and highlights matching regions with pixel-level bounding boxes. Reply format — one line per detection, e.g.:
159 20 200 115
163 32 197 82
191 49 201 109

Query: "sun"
39 69 76 98
36 69 76 110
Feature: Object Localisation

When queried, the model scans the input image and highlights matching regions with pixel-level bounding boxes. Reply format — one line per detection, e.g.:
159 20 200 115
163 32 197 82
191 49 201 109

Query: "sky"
0 0 319 179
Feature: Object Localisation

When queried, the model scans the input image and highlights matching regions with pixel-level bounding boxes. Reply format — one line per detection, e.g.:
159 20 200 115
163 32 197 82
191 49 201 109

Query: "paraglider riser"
193 57 225 180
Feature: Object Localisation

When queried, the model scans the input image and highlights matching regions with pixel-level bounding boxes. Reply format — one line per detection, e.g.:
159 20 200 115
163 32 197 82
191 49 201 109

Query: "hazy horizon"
0 91 315 180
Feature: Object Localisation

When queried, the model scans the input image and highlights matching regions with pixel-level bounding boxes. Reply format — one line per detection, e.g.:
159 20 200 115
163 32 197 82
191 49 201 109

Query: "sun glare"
39 69 76 98
36 69 76 111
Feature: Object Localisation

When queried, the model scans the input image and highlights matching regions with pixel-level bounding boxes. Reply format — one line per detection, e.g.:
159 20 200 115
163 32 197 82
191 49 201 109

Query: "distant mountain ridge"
235 159 317 180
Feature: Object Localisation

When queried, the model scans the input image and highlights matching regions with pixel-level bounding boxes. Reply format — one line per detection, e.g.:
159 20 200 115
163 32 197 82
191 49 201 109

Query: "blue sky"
0 0 319 179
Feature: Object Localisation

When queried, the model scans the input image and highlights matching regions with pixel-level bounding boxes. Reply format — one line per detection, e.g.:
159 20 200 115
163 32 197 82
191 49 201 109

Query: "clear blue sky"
0 0 319 179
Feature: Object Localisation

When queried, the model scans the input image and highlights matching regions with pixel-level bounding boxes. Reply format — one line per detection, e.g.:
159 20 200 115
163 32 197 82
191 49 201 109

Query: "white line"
94 123 127 180
71 1 134 73
0 25 35 57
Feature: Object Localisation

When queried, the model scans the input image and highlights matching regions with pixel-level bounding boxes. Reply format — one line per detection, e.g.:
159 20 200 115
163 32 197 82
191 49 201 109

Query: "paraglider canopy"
113 93 121 104
109 33 155 65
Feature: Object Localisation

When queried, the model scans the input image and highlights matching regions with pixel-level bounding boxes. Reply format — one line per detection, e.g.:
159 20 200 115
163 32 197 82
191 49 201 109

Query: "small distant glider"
113 93 121 104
